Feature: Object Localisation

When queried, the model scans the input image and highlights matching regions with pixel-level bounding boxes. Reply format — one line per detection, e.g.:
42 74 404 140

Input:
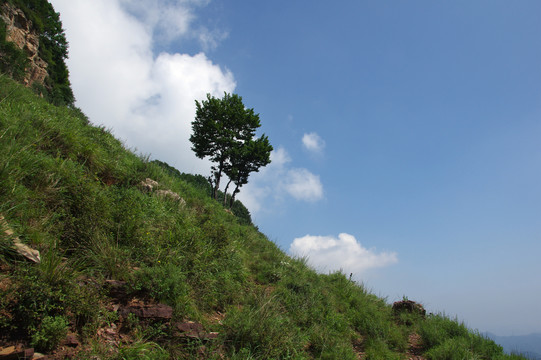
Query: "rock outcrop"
0 214 41 263
392 299 426 317
139 178 186 206
0 3 48 86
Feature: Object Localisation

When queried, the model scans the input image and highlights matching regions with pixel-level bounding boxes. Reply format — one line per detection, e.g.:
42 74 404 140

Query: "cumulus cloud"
49 0 235 175
236 147 324 212
284 168 323 201
289 233 398 275
302 132 325 154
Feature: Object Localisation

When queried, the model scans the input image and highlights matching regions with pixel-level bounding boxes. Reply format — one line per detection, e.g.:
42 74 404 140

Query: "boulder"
139 178 159 192
175 321 218 340
1 215 40 263
119 299 173 319
155 189 184 203
392 299 426 317
0 345 34 360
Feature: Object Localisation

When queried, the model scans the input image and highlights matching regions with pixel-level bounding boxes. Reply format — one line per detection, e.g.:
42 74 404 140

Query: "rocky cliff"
0 2 48 87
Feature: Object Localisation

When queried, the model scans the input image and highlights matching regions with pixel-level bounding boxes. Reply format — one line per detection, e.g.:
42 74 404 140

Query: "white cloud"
49 0 235 175
237 147 324 212
302 132 325 154
284 168 323 201
197 27 230 52
289 233 398 276
118 0 223 49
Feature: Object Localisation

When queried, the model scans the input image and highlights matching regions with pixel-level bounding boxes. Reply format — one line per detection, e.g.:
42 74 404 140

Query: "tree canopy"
190 92 272 206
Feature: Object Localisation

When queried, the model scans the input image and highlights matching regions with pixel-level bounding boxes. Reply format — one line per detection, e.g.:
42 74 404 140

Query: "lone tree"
223 135 272 207
190 92 272 203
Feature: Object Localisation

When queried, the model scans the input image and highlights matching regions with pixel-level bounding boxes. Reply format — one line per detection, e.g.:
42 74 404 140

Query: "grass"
0 73 527 359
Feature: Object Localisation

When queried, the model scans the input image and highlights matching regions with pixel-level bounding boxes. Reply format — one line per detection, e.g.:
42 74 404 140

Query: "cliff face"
0 2 48 87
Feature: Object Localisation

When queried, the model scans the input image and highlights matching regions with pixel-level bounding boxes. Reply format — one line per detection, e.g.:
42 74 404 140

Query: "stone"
61 333 80 347
12 240 40 263
119 300 173 319
154 189 182 202
105 279 128 300
0 215 40 263
0 345 34 360
175 321 219 340
176 321 204 338
139 178 159 192
392 299 426 317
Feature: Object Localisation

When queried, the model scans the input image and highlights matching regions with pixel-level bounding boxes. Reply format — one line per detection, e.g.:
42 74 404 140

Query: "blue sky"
49 0 541 336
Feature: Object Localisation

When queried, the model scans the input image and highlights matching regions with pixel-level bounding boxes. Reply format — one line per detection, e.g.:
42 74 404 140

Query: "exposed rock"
0 3 48 86
96 323 119 347
139 178 159 192
392 299 426 317
0 345 34 360
139 178 185 205
61 333 80 348
175 321 219 341
155 189 183 203
105 279 128 302
119 299 173 319
12 240 40 263
0 215 40 263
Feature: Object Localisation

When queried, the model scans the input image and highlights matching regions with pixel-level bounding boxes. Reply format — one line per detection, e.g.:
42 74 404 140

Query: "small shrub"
130 263 190 314
31 315 69 352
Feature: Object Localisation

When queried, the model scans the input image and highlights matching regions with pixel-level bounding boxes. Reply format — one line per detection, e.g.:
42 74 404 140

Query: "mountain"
486 333 541 359
0 1 532 359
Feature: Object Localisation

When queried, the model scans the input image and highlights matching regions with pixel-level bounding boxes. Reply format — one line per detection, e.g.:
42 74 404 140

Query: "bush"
130 263 190 314
31 315 69 352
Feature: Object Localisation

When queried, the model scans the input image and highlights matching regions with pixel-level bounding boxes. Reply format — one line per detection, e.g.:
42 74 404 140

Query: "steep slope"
0 75 526 359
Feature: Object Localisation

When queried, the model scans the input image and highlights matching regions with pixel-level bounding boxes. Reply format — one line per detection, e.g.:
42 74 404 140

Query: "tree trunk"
213 162 223 200
229 185 240 209
223 178 233 206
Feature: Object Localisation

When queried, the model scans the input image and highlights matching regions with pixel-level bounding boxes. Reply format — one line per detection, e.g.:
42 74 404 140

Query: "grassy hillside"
0 75 525 359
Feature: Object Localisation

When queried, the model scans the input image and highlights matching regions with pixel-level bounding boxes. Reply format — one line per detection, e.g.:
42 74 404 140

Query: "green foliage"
190 92 272 203
31 315 68 352
130 264 190 312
